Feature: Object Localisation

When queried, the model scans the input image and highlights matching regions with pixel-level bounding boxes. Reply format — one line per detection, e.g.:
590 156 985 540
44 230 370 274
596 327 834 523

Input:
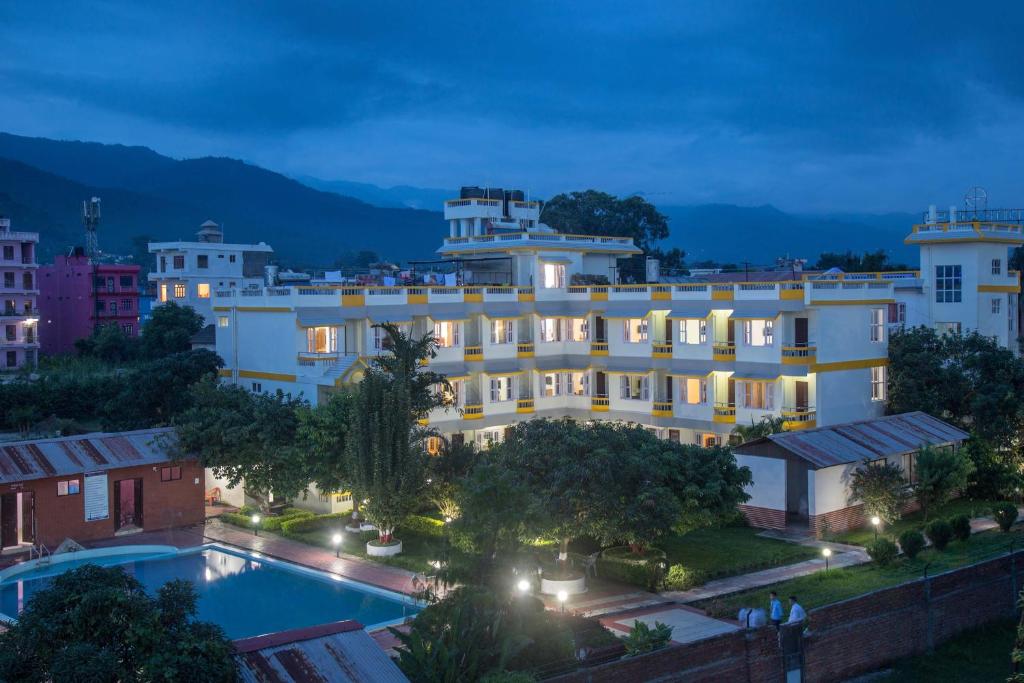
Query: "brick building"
38 249 141 356
0 428 203 550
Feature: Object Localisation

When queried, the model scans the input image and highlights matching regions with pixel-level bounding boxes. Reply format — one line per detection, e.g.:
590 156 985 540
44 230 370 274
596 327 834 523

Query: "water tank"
460 186 485 199
264 265 279 286
508 189 525 202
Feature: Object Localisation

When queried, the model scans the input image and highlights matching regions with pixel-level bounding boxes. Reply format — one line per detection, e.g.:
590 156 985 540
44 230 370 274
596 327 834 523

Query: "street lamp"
557 590 568 614
871 516 881 541
516 579 531 595
332 532 342 558
251 514 261 536
822 547 832 572
444 516 452 524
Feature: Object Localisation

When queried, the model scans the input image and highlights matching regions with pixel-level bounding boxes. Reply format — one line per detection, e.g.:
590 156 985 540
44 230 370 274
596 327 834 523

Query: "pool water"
0 546 417 639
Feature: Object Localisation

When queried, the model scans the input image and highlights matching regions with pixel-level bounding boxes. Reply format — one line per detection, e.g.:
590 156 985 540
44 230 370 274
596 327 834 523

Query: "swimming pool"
0 545 419 639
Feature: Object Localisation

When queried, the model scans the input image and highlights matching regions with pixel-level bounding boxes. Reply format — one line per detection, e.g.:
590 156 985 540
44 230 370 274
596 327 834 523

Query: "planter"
541 573 587 596
366 539 403 557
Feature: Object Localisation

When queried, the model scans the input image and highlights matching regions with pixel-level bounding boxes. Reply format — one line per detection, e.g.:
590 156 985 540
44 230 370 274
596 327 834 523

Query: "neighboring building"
189 324 216 352
233 620 409 683
0 428 203 550
0 216 40 371
733 412 968 535
148 220 273 324
38 248 141 355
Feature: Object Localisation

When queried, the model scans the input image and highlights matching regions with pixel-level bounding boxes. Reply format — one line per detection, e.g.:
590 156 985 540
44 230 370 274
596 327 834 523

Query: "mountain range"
0 132 920 269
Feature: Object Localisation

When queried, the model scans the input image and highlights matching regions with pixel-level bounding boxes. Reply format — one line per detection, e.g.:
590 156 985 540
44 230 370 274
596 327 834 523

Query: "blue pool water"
0 546 417 639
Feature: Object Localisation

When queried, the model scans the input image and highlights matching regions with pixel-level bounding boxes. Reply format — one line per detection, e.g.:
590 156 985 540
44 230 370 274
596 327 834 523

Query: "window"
993 259 1002 275
439 379 462 407
540 318 562 342
490 319 514 344
568 371 589 396
489 376 514 402
218 316 230 328
160 256 167 273
870 308 885 342
433 321 460 348
94 276 105 288
740 381 775 410
476 428 504 450
936 321 962 336
121 299 132 310
681 377 708 405
543 372 563 397
160 466 182 482
5 351 15 368
667 429 681 443
197 283 211 299
122 324 133 335
871 365 887 401
742 319 774 347
619 374 650 401
697 433 722 447
426 436 441 456
623 318 648 343
2 246 12 260
542 263 565 289
173 283 186 298
120 275 133 288
229 254 237 263
173 255 185 269
159 284 168 302
935 265 962 303
567 318 588 342
992 298 1002 315
679 319 707 345
3 273 12 288
251 382 262 393
887 302 906 325
197 255 209 268
57 479 80 496
308 326 338 353
96 300 106 313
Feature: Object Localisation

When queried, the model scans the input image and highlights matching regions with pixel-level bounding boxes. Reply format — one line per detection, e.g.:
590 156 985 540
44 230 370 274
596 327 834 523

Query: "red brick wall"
810 503 865 537
739 504 787 531
5 460 204 547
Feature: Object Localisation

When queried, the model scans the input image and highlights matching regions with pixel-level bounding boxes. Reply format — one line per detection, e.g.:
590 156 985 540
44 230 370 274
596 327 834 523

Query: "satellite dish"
964 186 988 212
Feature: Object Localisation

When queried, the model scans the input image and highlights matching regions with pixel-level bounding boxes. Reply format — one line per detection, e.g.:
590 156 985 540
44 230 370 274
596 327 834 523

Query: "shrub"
898 530 926 559
866 538 898 565
925 519 953 551
993 502 1019 532
949 514 972 542
262 508 315 532
280 512 351 535
401 515 445 538
663 565 707 591
596 547 667 590
622 620 673 656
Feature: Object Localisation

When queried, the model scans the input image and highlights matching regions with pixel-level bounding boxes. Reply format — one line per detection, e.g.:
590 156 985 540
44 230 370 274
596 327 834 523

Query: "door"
727 320 736 344
727 378 736 406
795 318 809 347
20 492 34 545
795 381 809 410
595 316 606 342
665 376 673 401
115 479 143 530
595 371 607 396
665 317 672 343
0 494 17 548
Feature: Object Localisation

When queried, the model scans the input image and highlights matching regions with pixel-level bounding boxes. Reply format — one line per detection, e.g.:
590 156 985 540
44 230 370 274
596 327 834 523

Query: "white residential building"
0 217 40 371
148 221 273 324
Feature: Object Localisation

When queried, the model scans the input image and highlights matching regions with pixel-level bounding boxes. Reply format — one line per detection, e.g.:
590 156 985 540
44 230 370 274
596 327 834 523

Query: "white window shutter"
620 375 629 399
679 378 688 403
490 378 498 402
642 376 650 401
767 383 775 410
583 372 590 395
700 319 707 344
623 320 630 342
700 379 708 404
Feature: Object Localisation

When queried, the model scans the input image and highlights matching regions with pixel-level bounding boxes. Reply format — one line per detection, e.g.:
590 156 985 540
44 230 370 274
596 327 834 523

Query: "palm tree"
371 323 450 418
731 415 787 444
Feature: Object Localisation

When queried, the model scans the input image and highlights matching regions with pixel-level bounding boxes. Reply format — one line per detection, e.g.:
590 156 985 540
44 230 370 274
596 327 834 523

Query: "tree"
453 461 535 575
915 446 975 520
140 301 205 359
731 415 786 443
849 460 912 524
297 389 356 498
109 349 224 429
540 190 670 253
814 249 905 272
426 437 479 521
75 323 139 363
174 379 309 510
0 564 236 682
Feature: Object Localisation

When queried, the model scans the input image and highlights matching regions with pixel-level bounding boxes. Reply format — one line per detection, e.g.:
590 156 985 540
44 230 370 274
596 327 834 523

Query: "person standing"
769 591 784 629
787 595 807 625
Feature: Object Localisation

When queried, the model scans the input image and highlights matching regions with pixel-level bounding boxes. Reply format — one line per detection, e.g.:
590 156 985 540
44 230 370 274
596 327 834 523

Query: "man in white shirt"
787 595 807 624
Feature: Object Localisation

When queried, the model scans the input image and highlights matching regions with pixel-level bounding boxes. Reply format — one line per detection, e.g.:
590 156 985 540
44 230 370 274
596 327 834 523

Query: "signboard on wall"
84 472 109 522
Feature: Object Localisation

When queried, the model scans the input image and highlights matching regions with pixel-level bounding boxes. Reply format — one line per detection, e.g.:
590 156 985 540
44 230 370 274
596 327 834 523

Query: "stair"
324 355 360 381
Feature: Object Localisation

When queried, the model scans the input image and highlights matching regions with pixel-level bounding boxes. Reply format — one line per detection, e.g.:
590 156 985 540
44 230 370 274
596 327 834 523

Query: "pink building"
0 217 40 371
38 249 140 356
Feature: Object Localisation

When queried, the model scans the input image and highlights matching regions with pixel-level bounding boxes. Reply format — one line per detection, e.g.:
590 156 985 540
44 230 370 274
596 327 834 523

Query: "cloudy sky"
2 1 1023 212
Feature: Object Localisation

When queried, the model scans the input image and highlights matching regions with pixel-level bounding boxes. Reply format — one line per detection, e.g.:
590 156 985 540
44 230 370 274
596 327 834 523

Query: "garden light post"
557 590 568 614
822 547 832 572
871 516 881 541
251 514 261 537
332 532 342 558
517 579 531 595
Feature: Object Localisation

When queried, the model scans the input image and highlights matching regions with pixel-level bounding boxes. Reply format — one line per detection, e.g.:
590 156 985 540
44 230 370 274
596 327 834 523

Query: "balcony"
590 342 609 356
712 343 736 361
463 404 484 420
782 345 817 365
516 342 535 358
652 342 672 358
297 351 340 367
591 396 610 412
652 400 673 417
516 398 535 414
713 403 737 424
464 345 483 361
782 407 817 430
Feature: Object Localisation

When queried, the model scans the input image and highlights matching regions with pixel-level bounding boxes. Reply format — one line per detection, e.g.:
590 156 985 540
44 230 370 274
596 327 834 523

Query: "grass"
698 526 1024 619
834 498 1003 547
658 526 819 578
877 618 1016 682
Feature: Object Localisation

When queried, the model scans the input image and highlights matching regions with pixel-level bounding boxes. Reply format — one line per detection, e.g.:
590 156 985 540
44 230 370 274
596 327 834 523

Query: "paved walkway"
602 604 739 644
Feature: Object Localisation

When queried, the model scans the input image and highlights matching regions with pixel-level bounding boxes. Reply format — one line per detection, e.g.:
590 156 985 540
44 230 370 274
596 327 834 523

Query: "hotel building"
0 217 40 371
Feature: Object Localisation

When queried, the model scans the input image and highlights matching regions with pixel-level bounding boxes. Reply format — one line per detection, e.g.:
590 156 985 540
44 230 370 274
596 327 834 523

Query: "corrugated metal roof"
234 620 408 683
367 306 414 323
535 301 595 317
668 302 713 318
758 412 968 469
297 307 366 327
0 428 183 483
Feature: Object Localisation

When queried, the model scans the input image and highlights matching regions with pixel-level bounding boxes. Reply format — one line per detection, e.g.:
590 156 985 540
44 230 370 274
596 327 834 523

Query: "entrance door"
595 371 607 396
665 376 673 401
795 381 809 410
795 318 809 347
595 316 606 342
20 492 33 545
727 378 736 406
114 479 143 530
727 320 736 344
0 494 17 548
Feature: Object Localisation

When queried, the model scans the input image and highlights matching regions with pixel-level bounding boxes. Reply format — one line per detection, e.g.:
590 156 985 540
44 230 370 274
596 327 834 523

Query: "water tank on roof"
485 187 504 200
507 190 525 202
460 186 485 199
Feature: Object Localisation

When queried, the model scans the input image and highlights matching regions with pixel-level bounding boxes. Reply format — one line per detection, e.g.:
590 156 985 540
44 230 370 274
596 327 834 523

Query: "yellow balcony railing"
464 345 483 361
590 342 609 356
652 401 673 417
652 343 673 358
517 342 535 357
712 343 736 361
782 345 817 365
782 407 817 430
464 404 484 420
517 398 535 413
591 396 610 411
713 403 737 424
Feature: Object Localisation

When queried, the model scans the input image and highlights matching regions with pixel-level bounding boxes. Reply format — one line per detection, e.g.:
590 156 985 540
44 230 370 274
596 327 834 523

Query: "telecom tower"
82 196 101 258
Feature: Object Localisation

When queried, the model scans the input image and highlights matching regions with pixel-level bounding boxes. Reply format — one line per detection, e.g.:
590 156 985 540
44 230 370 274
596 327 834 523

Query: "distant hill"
296 176 454 211
0 133 446 266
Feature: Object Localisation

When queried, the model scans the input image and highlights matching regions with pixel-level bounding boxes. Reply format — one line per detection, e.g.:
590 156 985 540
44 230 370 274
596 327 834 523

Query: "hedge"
401 515 445 538
281 512 352 535
220 507 314 531
596 547 667 589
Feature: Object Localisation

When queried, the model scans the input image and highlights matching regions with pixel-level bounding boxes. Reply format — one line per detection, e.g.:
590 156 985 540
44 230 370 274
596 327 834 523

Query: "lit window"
567 318 588 342
740 381 775 410
623 318 648 343
57 479 80 496
543 372 563 397
619 374 650 401
743 319 774 347
160 466 182 482
426 436 441 456
307 326 338 353
871 366 887 401
993 259 1002 275
197 283 210 299
217 316 230 328
568 371 589 396
935 265 962 303
870 308 885 342
679 319 707 345
159 284 168 302
992 298 1002 315
681 377 708 405
490 319 514 344
173 283 186 298
476 428 504 450
540 318 562 342
489 376 514 402
542 263 565 289
439 379 462 406
433 321 460 348
697 433 722 447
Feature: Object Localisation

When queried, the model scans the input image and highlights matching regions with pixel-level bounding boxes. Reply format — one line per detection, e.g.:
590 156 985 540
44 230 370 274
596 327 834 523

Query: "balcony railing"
297 351 341 366
463 404 484 419
782 407 817 430
464 345 483 361
782 345 817 364
591 396 610 411
517 398 535 413
652 342 672 357
590 342 608 355
712 343 736 360
713 403 737 424
516 342 535 356
652 400 673 416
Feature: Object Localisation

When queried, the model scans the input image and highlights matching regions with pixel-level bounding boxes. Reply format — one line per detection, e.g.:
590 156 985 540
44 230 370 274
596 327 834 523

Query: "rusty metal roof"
234 620 408 683
752 412 969 469
0 428 182 483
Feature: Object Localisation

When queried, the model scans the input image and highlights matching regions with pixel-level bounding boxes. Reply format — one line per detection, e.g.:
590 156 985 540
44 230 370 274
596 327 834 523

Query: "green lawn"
878 618 1016 682
698 526 1024 619
658 526 819 579
834 498 1003 547
286 525 451 574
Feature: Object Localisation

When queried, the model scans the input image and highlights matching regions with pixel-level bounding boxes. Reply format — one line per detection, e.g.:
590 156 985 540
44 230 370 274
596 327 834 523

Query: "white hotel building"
210 194 1023 464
